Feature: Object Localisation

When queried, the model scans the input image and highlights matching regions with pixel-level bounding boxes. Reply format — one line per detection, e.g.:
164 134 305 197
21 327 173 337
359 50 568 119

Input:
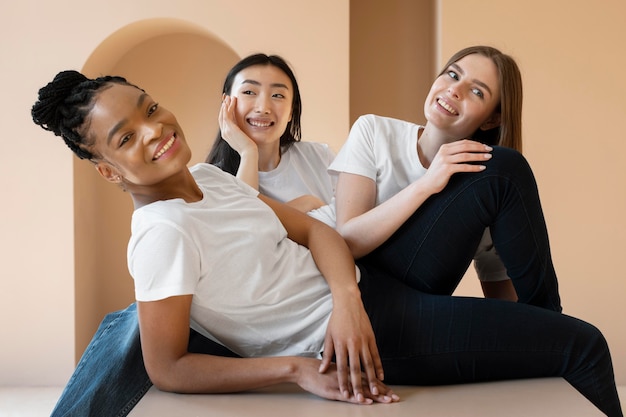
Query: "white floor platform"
3 379 622 416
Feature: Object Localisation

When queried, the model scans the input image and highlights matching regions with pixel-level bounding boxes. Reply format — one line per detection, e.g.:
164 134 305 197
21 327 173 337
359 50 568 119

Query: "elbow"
335 225 367 259
152 380 178 394
150 374 195 394
146 368 175 393
145 362 184 394
348 243 368 260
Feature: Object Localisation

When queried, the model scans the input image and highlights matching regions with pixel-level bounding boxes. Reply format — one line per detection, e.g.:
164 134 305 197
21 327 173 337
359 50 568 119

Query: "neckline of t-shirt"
413 124 427 170
258 147 291 179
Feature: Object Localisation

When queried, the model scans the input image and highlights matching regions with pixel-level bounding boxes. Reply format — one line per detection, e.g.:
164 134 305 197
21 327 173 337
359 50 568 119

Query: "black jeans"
356 147 620 415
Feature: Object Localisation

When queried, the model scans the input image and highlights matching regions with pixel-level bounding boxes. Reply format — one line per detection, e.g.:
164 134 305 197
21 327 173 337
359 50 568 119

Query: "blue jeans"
51 147 622 416
50 303 238 417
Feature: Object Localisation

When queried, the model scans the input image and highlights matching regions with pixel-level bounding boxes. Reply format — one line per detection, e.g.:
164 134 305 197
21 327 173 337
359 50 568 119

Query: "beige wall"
350 0 436 125
440 0 626 385
1 0 624 389
1 0 349 386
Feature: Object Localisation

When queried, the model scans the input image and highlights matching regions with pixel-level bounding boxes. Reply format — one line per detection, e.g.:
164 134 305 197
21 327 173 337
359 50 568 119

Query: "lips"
153 134 176 160
247 118 274 127
437 98 458 115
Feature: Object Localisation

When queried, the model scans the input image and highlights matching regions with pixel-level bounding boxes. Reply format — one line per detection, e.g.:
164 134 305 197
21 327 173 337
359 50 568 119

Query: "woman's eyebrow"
240 79 290 89
107 93 148 145
473 79 493 96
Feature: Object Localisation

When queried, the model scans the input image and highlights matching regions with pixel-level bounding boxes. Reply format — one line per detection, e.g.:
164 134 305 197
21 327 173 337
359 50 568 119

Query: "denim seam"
116 379 153 417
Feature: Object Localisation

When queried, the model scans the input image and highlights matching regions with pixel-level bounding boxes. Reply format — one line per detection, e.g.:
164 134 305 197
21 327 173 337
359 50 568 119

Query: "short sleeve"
329 115 379 181
129 220 201 301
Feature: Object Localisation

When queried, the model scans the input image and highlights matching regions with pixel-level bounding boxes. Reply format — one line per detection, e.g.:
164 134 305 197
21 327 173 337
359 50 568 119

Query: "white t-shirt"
128 163 333 358
259 141 336 204
259 141 337 227
329 114 508 282
329 114 426 205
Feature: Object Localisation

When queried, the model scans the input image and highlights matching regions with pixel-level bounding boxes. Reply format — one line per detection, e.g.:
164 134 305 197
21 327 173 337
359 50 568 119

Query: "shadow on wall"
73 18 240 362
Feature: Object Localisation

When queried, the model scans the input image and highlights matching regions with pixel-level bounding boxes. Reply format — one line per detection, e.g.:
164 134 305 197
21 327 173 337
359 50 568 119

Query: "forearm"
306 221 388 397
337 181 434 258
306 221 361 297
219 95 260 189
481 280 518 301
149 353 300 394
285 195 326 213
257 196 386 398
235 147 259 190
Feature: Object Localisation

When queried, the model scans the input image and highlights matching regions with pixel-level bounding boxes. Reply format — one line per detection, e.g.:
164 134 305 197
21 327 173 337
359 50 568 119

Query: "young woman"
46 54 341 417
331 46 527 301
206 53 336 223
32 70 622 416
207 52 512 298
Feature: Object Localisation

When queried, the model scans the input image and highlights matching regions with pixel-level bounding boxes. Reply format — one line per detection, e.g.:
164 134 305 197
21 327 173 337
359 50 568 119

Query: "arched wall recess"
73 18 240 361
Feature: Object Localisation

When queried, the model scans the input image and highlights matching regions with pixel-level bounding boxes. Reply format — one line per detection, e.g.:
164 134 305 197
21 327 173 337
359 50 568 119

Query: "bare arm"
481 280 518 301
258 195 396 403
138 295 395 403
138 295 295 393
335 140 493 258
219 95 259 189
285 194 326 213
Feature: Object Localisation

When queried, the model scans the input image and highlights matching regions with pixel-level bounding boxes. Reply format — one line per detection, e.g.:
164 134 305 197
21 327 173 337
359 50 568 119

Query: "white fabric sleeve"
129 220 201 301
328 115 378 180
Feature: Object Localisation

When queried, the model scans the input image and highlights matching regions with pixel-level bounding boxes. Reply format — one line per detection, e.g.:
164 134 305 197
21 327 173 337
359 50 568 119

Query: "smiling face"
229 64 294 149
424 53 501 140
87 83 191 188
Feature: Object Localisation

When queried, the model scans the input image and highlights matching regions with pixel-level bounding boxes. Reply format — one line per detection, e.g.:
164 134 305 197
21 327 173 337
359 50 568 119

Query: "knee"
486 146 536 180
490 146 526 167
573 319 611 363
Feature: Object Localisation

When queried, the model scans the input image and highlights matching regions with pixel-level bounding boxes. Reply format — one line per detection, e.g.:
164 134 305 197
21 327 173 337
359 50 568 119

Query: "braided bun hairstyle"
31 70 131 160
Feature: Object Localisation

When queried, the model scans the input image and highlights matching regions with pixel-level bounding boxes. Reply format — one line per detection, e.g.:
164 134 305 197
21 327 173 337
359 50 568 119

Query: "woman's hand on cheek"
219 95 258 156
